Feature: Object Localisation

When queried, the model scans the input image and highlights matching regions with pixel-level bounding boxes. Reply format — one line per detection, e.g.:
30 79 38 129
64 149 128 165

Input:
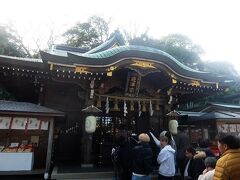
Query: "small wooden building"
0 100 64 178
178 102 240 146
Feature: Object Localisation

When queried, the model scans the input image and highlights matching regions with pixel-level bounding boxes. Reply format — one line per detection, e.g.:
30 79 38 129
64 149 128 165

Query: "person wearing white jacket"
157 131 175 180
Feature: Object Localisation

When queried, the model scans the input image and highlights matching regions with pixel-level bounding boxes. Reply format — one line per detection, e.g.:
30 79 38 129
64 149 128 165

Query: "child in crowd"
157 131 175 180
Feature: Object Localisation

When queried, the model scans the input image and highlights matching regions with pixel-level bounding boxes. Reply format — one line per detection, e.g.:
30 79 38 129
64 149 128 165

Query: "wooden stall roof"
179 102 240 123
201 102 240 112
0 100 64 117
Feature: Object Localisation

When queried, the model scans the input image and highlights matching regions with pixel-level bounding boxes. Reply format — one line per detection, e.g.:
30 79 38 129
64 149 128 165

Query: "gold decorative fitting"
106 66 117 71
172 79 177 84
107 71 112 76
112 43 119 48
75 67 90 74
189 80 200 86
131 60 157 69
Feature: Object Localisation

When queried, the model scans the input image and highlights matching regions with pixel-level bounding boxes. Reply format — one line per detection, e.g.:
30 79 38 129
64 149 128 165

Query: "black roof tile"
0 100 64 117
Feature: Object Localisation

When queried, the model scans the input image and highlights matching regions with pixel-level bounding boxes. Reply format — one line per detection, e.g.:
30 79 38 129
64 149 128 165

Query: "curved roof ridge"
78 45 208 74
0 54 42 63
85 31 126 54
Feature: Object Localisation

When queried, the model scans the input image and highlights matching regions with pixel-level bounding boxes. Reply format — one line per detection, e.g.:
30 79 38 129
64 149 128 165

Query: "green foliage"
0 25 31 57
129 33 161 49
63 16 110 49
159 34 204 69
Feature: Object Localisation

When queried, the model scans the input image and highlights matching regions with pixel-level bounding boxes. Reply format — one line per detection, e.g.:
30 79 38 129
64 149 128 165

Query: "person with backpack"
132 133 153 180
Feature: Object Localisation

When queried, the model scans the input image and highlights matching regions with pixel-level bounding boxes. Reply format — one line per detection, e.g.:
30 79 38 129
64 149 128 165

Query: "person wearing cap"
132 133 153 180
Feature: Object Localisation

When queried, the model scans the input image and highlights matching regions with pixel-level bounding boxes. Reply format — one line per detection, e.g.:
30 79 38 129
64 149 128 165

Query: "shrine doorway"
92 111 152 165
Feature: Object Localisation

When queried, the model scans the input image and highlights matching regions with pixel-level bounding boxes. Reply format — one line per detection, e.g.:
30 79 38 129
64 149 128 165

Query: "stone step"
51 166 180 180
51 166 113 180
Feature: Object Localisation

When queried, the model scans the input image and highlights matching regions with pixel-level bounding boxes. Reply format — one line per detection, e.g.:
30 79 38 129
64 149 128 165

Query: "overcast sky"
1 0 240 72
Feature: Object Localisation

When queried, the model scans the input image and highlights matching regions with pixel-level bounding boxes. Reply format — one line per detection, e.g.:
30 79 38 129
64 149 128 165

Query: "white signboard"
11 117 27 130
0 152 33 171
40 120 49 130
229 124 237 133
0 117 11 129
27 118 40 130
218 124 229 133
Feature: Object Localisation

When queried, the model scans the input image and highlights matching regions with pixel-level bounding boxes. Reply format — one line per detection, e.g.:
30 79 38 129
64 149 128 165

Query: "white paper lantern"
169 119 178 135
85 116 97 133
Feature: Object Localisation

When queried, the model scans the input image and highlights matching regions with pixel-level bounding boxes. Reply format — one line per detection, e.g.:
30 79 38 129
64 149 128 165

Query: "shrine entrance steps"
51 165 113 180
51 166 162 180
51 164 180 180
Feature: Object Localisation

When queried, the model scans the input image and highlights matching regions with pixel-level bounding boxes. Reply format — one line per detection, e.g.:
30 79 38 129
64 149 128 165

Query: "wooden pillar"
81 96 94 167
82 126 94 166
44 118 54 179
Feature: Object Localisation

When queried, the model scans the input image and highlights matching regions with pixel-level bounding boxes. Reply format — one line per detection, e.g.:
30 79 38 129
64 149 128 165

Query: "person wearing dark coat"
181 147 205 180
174 127 190 173
112 136 132 180
132 133 153 180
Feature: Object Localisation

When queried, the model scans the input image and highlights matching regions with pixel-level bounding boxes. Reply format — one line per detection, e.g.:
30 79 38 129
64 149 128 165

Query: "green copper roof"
86 36 116 54
77 45 207 74
86 30 125 54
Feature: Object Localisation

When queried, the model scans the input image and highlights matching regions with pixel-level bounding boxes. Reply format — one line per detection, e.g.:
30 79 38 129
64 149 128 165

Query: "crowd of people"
111 129 240 180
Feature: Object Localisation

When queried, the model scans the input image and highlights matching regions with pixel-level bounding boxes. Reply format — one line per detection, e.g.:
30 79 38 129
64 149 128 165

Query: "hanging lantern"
96 96 101 108
85 115 97 133
130 100 134 111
